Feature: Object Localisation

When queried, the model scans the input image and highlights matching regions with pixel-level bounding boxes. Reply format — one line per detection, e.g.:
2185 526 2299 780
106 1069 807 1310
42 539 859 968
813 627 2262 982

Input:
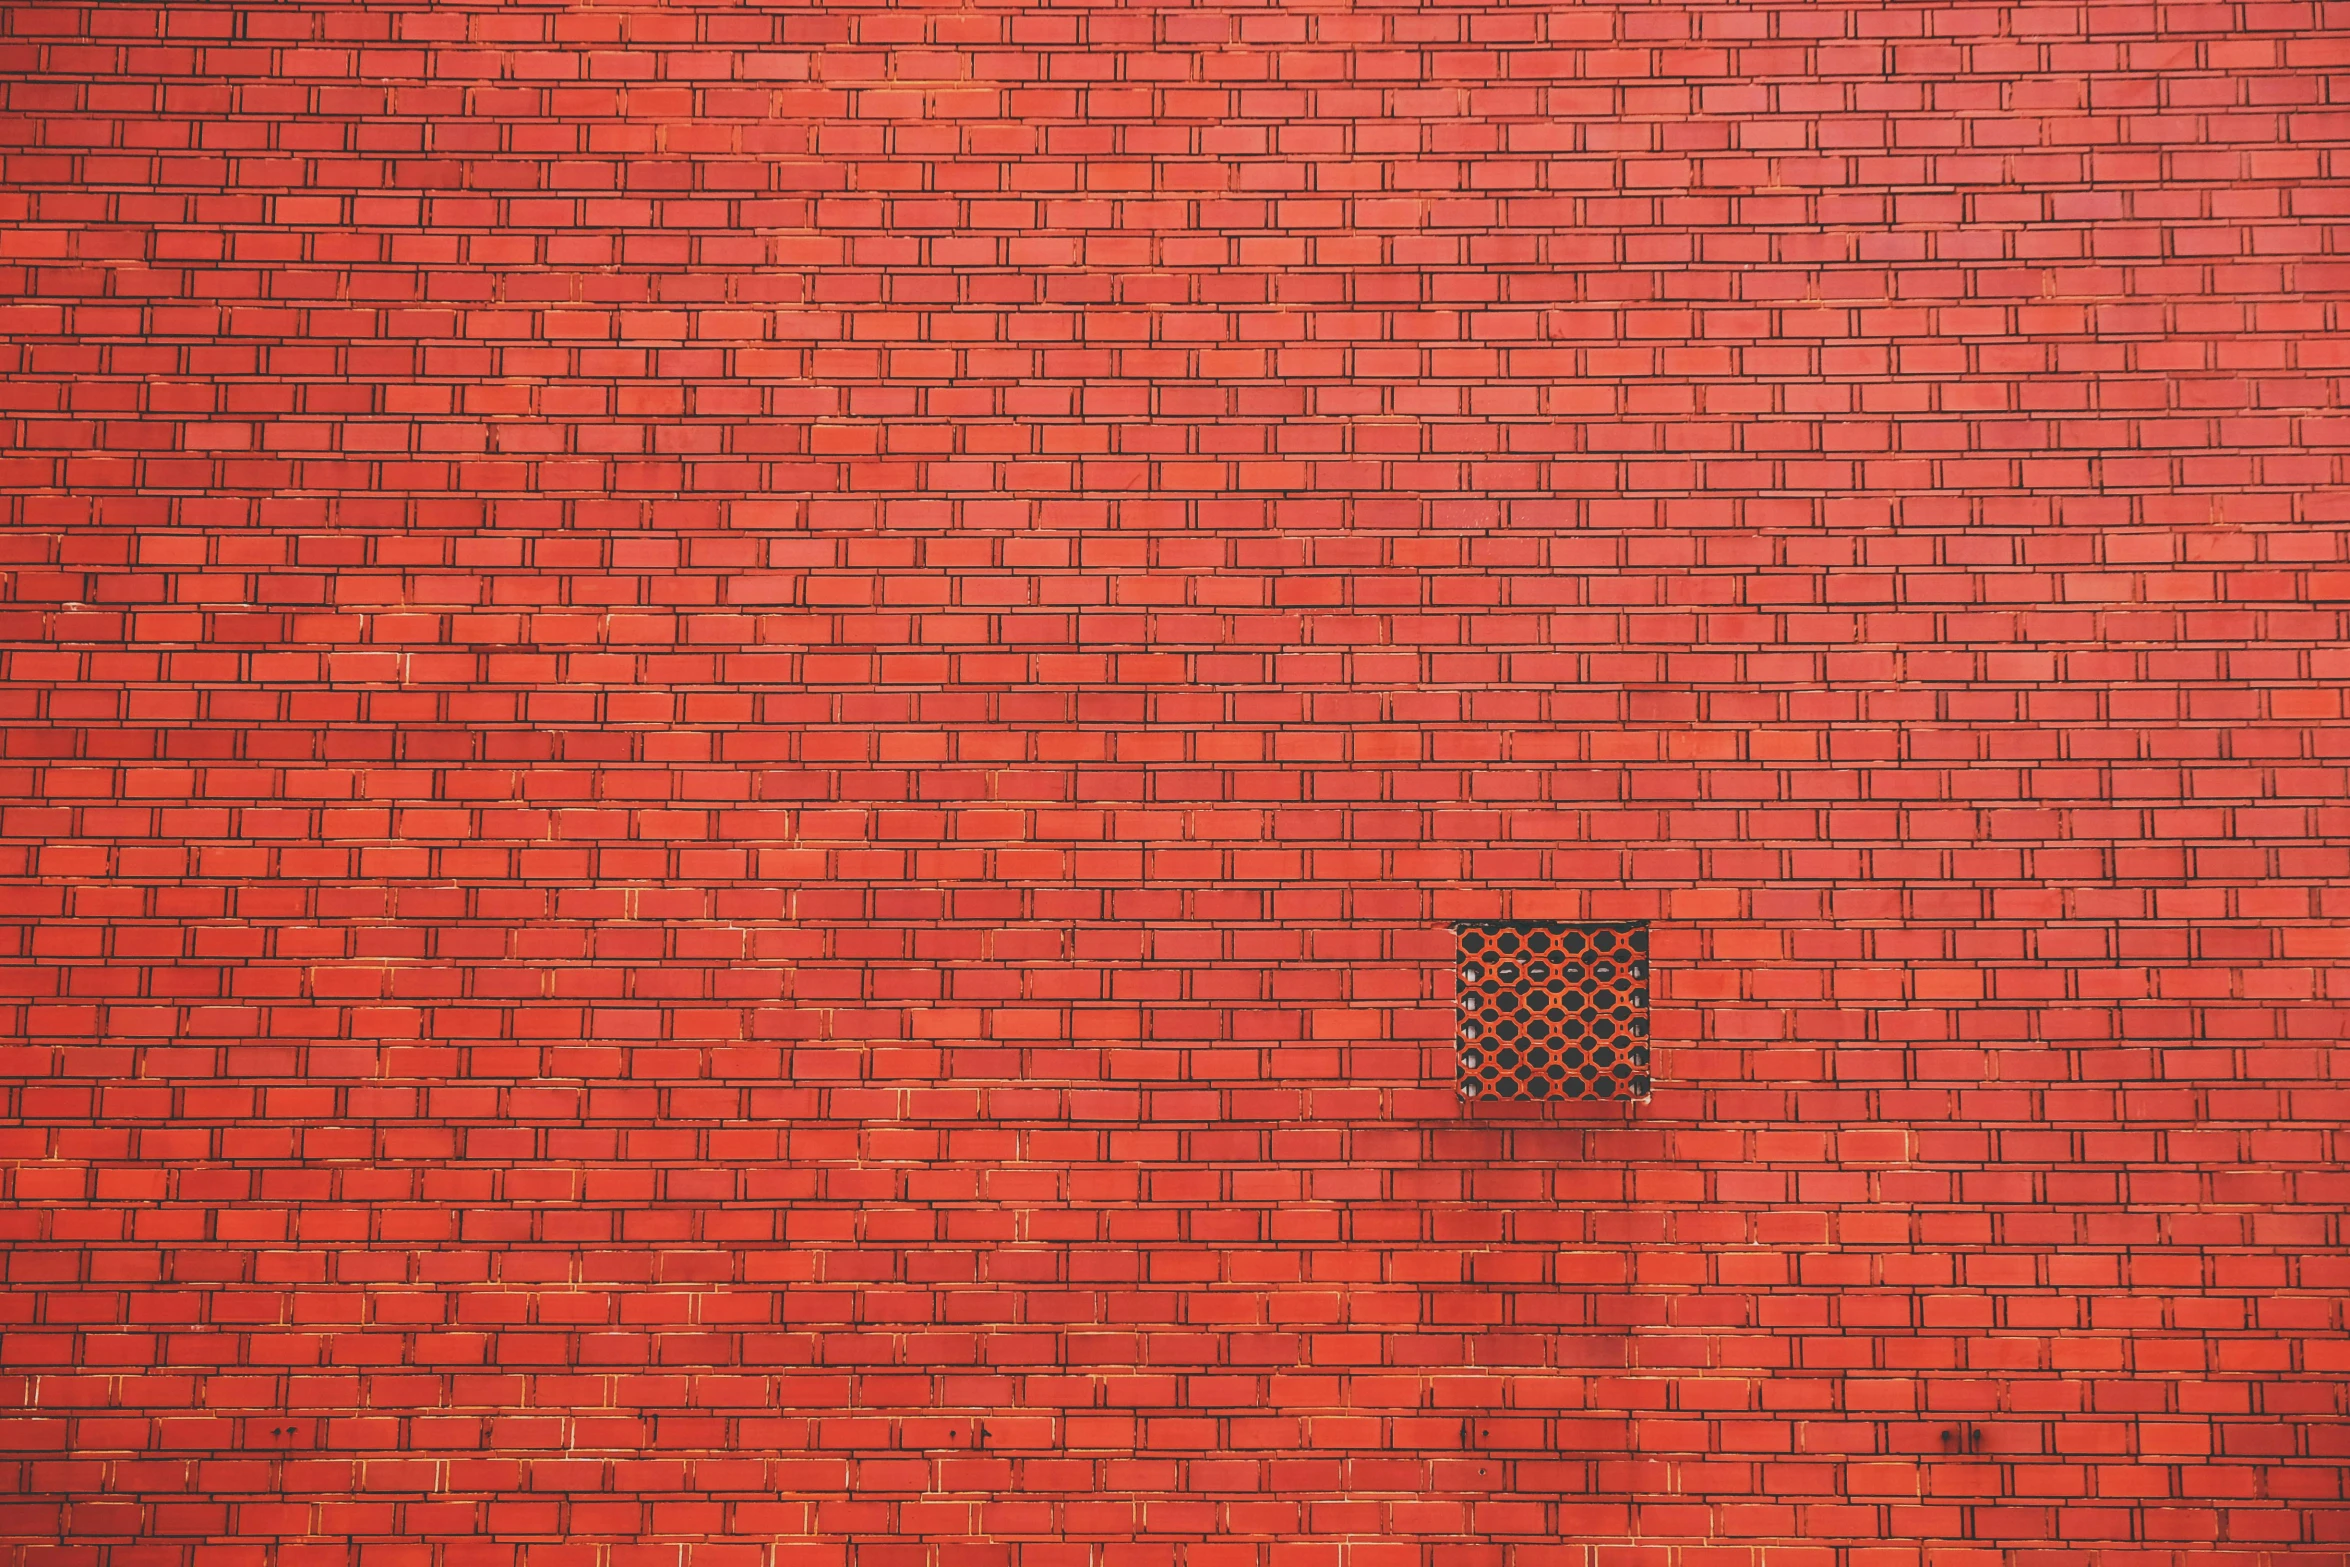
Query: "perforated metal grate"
1455 921 1650 1102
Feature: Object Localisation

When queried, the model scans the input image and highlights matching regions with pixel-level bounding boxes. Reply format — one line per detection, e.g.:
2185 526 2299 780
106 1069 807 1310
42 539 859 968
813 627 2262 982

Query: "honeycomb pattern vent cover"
1455 921 1651 1102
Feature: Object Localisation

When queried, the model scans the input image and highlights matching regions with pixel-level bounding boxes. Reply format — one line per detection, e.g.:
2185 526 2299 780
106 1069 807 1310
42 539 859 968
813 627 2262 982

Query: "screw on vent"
1453 921 1650 1103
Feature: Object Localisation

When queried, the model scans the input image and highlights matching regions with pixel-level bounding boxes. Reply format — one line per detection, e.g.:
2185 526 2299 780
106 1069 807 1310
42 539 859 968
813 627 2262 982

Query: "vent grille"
1455 921 1651 1102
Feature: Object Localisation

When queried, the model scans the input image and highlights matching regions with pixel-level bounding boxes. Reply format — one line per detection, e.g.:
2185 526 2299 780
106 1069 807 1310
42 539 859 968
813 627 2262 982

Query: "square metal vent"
1455 921 1650 1102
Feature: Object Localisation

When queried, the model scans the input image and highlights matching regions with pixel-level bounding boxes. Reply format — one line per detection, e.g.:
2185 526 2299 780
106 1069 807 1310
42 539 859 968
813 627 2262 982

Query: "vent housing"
1455 921 1650 1102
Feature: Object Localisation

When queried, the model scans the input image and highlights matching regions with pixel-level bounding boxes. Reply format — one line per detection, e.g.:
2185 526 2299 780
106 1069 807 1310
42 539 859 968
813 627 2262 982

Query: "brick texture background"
3 3 2349 1563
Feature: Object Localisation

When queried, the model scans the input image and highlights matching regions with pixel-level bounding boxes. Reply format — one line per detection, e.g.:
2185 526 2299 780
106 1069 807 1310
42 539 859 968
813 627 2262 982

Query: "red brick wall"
3 3 2348 1563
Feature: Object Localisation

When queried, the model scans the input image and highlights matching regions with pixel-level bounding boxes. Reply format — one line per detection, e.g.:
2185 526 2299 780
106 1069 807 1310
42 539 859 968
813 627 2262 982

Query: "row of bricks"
14 982 2341 1020
7 1109 2336 1155
10 524 2341 563
12 868 2329 909
7 258 2329 303
13 398 2342 433
8 494 2332 528
9 1390 2340 1437
12 535 2343 570
12 1006 2343 1047
10 512 2336 551
23 758 2336 787
59 1323 2350 1363
0 917 2288 963
0 365 2330 401
5 410 2338 451
0 34 2336 68
6 230 2326 274
7 1205 2341 1248
22 316 2324 348
9 1249 2340 1296
4 434 2350 472
9 930 2340 982
13 857 2348 900
1 902 2314 941
8 461 2340 496
11 974 2347 1017
1 249 2331 292
9 699 2342 731
3 251 2338 289
8 1205 2342 1252
14 971 2341 1011
3 90 2336 128
3 1359 2340 1401
15 1125 2337 1169
0 1456 2340 1494
6 399 2344 439
5 920 2316 962
8 1099 2340 1141
6 1226 2337 1266
13 1188 2331 1240
3 1248 2341 1294
19 58 2312 102
4 85 2339 129
5 620 2334 649
25 1484 2344 1526
8 1453 2345 1493
12 719 2337 754
8 1399 2346 1447
13 660 2346 694
38 305 2344 351
6 1109 2340 1160
14 338 2317 388
19 839 2326 877
0 248 2334 289
20 922 2345 965
6 713 2338 749
5 1177 2342 1227
5 3 2343 42
15 1457 2342 1492
0 267 2327 313
4 19 2341 61
18 798 2346 831
8 1361 2344 1408
6 1181 2344 1225
29 1102 2339 1142
7 166 2338 204
2 73 2322 118
5 254 2337 296
10 408 2341 442
7 1196 2342 1242
7 1192 2341 1236
6 1510 2339 1555
15 838 2349 878
11 987 2346 1028
6 241 2335 284
12 561 2349 601
11 1116 2340 1165
15 649 2345 681
8 1392 2337 1429
5 1238 2336 1289
10 217 2324 255
17 884 2348 925
0 310 2330 351
3 1271 2338 1321
4 1261 2344 1314
6 1373 2331 1411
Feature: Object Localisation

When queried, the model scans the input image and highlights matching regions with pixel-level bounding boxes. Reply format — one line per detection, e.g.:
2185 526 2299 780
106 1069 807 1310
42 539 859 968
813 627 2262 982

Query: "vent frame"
1454 920 1651 1103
